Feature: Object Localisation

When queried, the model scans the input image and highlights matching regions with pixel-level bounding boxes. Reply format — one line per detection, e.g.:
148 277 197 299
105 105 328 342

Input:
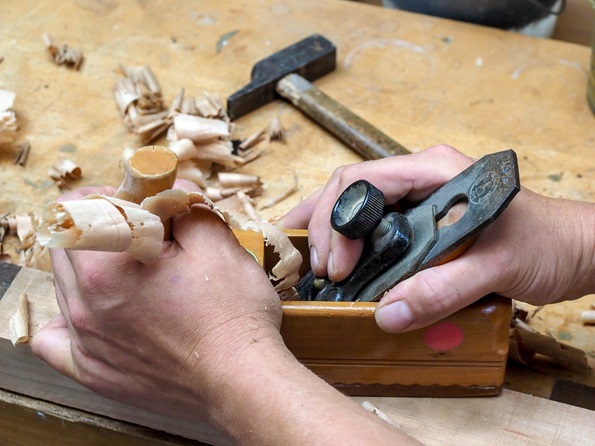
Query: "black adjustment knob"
331 180 385 240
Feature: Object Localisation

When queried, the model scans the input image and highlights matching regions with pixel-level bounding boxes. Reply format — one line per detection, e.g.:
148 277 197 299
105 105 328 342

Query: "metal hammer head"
226 34 336 121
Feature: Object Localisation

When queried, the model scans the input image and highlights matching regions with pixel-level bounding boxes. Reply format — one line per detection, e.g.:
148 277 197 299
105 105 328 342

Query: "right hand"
281 145 595 333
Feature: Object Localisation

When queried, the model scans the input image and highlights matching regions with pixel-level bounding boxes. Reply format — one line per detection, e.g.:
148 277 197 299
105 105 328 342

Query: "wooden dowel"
115 145 178 204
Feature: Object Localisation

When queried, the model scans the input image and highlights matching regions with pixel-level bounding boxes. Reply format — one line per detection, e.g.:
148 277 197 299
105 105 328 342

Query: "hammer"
226 34 409 160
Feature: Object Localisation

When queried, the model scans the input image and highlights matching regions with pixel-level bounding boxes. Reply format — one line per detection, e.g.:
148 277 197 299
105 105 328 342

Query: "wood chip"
238 129 265 151
173 114 230 143
361 401 401 428
13 141 31 166
42 33 83 70
9 293 29 346
268 117 285 142
581 310 595 325
48 158 82 188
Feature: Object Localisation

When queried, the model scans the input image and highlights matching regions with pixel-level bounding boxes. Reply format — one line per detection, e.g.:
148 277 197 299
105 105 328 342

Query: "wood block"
246 229 511 397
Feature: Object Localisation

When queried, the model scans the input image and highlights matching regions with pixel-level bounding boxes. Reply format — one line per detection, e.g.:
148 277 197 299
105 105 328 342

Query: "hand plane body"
297 150 521 302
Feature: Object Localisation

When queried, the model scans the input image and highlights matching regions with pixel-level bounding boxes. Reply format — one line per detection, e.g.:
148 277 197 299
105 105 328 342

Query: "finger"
308 145 474 280
30 314 77 379
49 248 75 321
330 146 473 206
374 255 495 333
64 249 139 297
172 205 239 255
57 186 116 202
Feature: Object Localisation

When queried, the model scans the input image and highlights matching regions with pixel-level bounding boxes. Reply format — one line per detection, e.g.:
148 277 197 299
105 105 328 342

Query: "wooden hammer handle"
276 74 409 160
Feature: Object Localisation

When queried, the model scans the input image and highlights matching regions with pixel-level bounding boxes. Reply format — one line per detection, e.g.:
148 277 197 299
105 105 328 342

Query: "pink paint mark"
424 322 464 352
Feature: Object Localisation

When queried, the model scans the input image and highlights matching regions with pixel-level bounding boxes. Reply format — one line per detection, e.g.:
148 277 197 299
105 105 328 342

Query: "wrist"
571 200 595 297
206 331 421 445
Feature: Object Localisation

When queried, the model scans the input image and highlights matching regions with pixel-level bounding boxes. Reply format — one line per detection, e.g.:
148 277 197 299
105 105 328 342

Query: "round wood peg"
114 145 178 204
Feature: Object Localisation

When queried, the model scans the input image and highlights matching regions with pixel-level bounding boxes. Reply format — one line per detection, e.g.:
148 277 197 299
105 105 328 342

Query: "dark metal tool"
226 34 409 160
297 150 521 302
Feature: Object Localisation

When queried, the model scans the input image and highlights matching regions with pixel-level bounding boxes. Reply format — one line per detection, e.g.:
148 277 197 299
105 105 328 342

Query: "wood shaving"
268 117 285 142
0 89 18 144
218 172 262 188
361 401 401 428
13 141 31 166
238 129 265 151
581 310 595 324
38 187 302 295
173 114 230 143
9 293 29 346
37 195 164 263
48 158 82 188
114 65 167 143
42 33 83 70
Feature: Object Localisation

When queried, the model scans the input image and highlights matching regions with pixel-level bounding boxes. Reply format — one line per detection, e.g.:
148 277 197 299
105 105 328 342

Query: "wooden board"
0 389 205 446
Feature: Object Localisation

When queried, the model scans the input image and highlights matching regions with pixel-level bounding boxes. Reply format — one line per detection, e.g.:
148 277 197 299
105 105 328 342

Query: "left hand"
31 182 284 422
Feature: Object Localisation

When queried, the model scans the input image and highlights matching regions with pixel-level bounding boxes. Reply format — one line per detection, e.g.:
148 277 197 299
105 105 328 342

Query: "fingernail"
310 245 319 274
327 250 334 280
376 301 415 332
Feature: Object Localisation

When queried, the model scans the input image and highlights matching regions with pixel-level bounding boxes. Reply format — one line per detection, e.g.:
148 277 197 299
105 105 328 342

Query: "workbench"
0 1 594 444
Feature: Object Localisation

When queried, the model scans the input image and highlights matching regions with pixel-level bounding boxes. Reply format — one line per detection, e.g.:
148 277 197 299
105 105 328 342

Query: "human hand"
281 145 595 332
31 181 284 422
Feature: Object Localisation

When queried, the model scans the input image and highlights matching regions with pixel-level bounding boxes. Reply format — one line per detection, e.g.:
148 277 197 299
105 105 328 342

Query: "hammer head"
226 34 336 121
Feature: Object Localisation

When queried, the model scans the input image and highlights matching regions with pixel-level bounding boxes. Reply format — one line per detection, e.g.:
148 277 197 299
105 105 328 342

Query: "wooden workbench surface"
0 1 594 444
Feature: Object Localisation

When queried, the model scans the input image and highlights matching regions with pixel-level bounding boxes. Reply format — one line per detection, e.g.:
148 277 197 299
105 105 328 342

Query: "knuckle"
407 269 462 317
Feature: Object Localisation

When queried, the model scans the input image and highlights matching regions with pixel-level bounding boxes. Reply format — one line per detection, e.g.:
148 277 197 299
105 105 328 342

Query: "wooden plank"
0 389 205 446
354 388 595 446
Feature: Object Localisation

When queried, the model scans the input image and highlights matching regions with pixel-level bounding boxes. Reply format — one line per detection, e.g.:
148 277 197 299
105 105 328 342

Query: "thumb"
374 256 494 333
30 314 77 379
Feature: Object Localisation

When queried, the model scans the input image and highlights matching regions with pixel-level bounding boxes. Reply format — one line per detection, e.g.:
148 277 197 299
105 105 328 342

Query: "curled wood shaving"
238 129 265 151
38 188 302 295
173 114 230 143
0 214 36 248
581 310 595 325
255 219 302 294
0 89 18 144
9 293 29 346
37 195 164 263
42 33 83 70
48 158 82 188
13 141 31 166
195 92 227 120
114 65 167 143
268 117 285 142
218 172 262 188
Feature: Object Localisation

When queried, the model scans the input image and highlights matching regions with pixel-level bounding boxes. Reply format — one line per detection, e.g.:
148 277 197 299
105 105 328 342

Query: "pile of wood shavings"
114 65 297 222
0 213 50 271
